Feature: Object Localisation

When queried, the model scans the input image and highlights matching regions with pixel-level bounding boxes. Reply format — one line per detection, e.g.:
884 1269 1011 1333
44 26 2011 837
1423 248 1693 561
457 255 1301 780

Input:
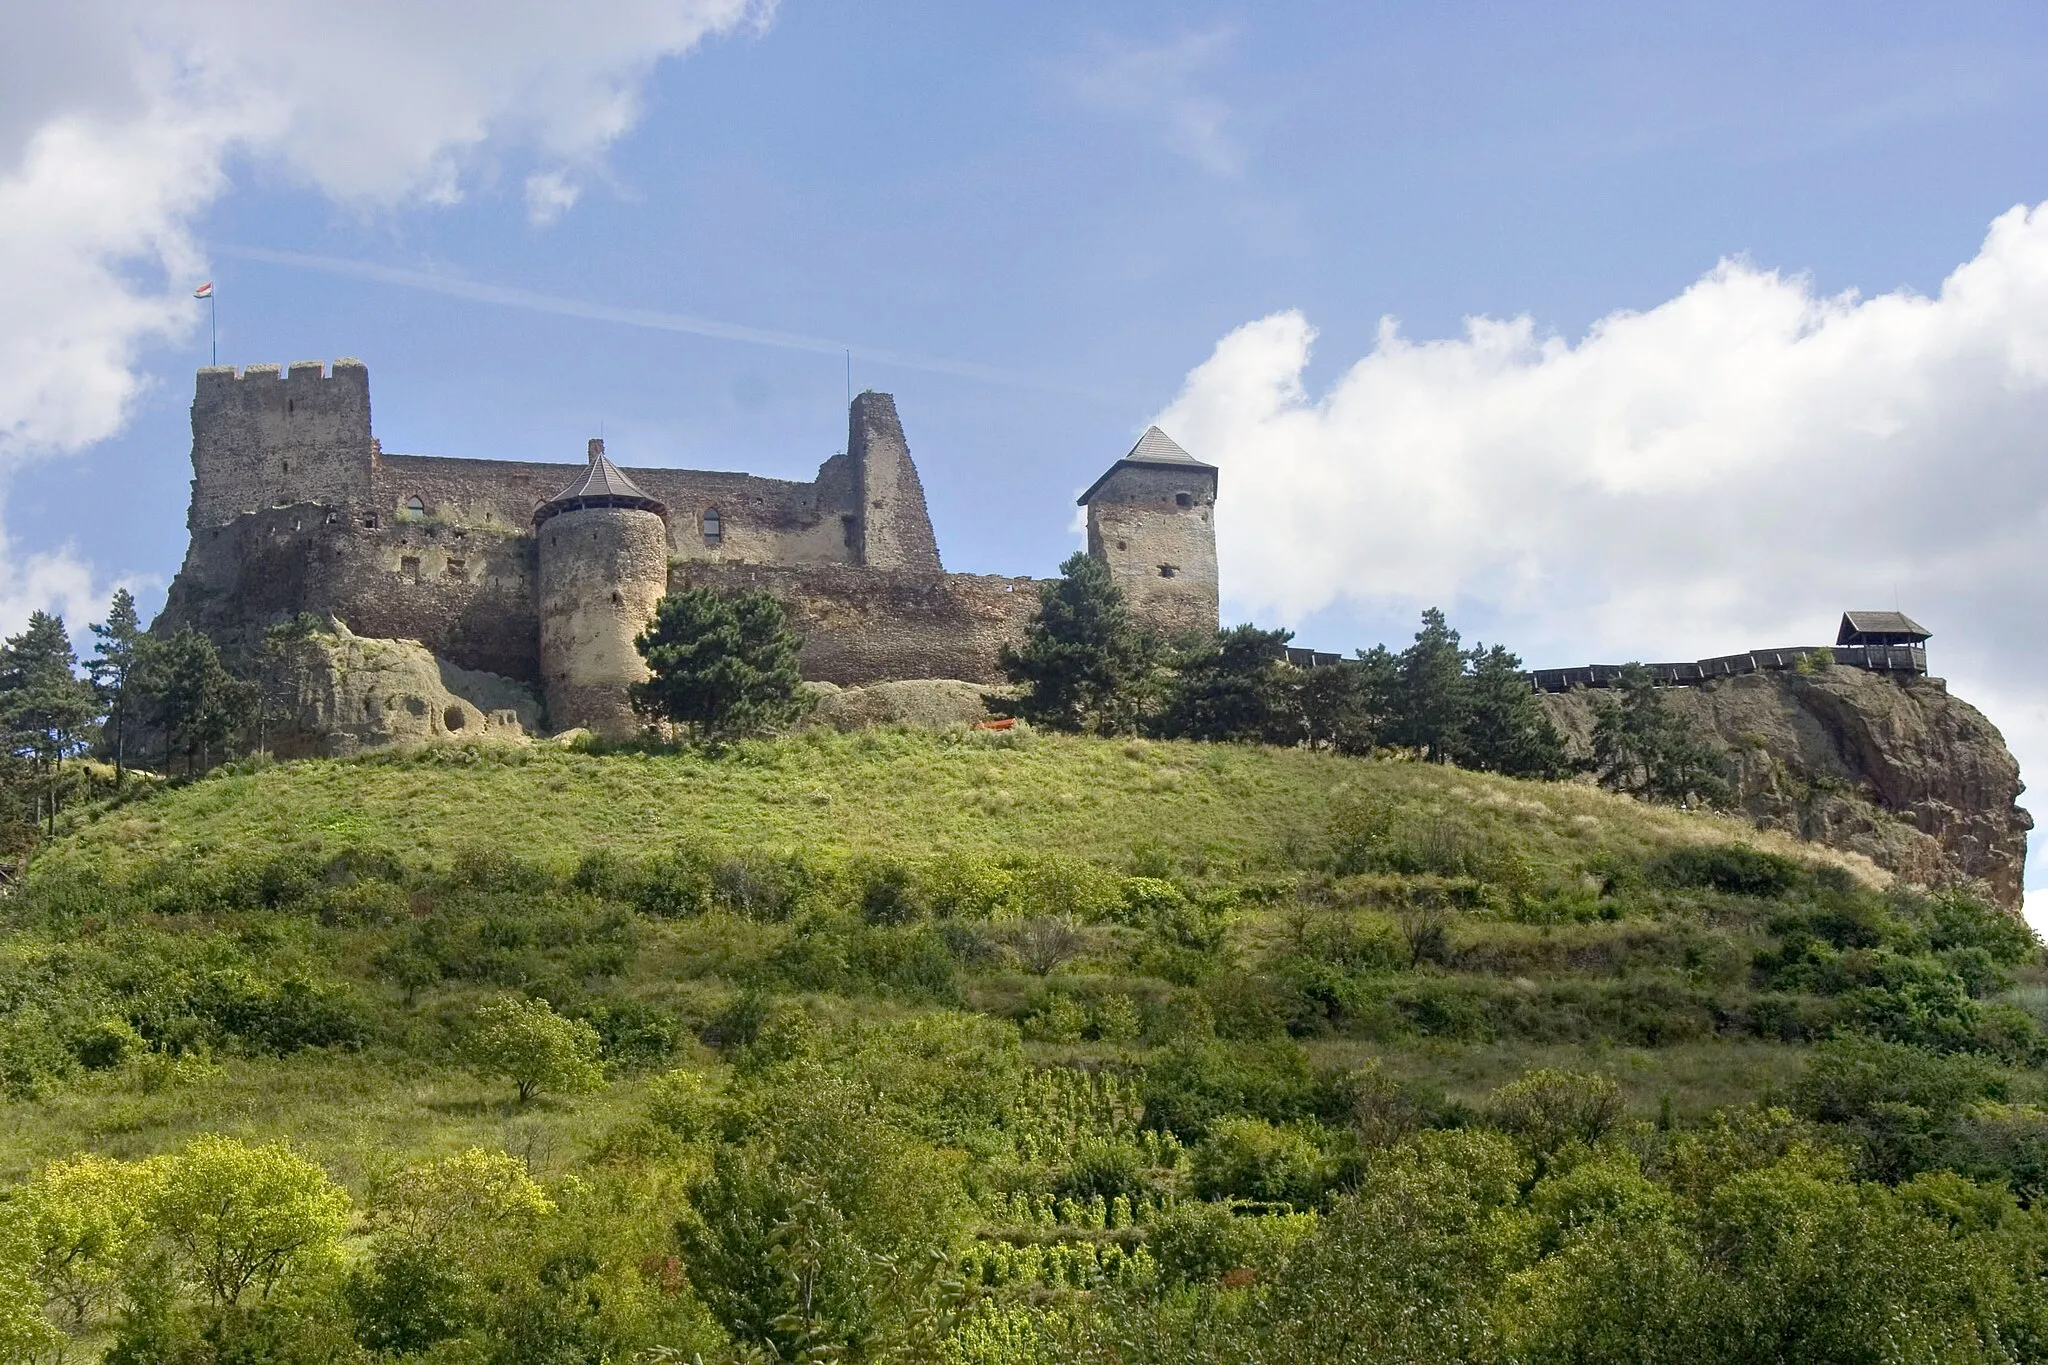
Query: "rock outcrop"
804 678 1004 732
266 622 542 758
1539 667 2031 910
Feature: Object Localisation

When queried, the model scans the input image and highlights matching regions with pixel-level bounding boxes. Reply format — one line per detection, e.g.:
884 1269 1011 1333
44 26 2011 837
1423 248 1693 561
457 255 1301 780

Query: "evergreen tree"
1386 608 1468 762
88 589 142 782
1153 624 1297 744
132 627 256 775
1298 649 1392 755
1457 642 1572 779
632 587 810 742
0 612 98 835
255 613 327 754
999 551 1155 735
1592 664 1731 807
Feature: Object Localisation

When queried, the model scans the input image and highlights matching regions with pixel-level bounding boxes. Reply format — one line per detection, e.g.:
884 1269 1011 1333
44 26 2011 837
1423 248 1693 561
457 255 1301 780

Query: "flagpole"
210 291 217 366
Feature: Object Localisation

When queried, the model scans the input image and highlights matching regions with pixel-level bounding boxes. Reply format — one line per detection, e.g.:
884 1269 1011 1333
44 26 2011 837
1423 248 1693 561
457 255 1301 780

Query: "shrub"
1191 1117 1327 1206
1486 1069 1624 1172
1023 993 1087 1043
1654 844 1802 897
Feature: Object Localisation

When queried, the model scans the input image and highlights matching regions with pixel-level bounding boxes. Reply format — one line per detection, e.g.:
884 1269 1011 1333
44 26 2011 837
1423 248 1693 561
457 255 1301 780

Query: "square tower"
1078 426 1218 638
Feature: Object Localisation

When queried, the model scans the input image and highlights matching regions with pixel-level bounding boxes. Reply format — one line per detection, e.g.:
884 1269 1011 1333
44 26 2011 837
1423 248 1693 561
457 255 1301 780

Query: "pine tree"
999 552 1155 735
1297 649 1391 755
132 627 255 774
1386 609 1468 762
88 589 142 782
0 612 98 834
1154 624 1297 743
1457 642 1572 779
631 588 811 742
1592 664 1730 807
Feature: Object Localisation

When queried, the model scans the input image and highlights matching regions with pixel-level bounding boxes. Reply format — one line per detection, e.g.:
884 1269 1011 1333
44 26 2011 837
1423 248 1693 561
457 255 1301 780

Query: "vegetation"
632 586 812 741
0 722 2041 1360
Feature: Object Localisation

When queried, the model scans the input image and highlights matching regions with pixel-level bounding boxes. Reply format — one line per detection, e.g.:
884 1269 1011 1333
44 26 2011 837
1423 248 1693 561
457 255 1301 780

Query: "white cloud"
1161 203 2048 899
0 0 767 619
1061 28 1242 175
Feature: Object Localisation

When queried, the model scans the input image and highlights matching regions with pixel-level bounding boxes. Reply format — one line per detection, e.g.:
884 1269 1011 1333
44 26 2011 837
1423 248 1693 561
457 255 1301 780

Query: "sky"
4 1 2048 922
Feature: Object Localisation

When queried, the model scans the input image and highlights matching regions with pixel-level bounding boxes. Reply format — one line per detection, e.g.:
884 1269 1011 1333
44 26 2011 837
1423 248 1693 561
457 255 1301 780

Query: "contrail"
217 244 1129 403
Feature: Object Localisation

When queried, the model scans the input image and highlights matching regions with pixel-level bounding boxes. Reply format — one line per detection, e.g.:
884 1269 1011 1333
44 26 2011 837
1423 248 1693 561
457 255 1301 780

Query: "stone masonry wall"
371 453 856 564
190 361 373 531
1085 463 1219 638
848 392 943 570
668 562 1040 686
159 503 542 684
538 506 670 737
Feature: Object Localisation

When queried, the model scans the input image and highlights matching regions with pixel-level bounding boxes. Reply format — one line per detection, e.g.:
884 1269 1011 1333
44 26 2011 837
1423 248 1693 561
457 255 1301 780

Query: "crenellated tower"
189 360 373 530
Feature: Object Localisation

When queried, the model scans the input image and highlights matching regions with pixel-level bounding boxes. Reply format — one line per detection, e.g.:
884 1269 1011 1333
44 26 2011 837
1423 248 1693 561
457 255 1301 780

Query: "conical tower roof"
1076 425 1214 504
535 439 667 525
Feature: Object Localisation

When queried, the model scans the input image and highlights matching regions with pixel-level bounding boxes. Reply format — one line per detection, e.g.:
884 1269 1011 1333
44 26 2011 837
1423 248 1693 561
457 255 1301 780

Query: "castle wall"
190 361 373 530
667 562 1040 686
1085 464 1219 638
371 454 857 564
160 503 542 684
847 392 943 570
538 506 669 737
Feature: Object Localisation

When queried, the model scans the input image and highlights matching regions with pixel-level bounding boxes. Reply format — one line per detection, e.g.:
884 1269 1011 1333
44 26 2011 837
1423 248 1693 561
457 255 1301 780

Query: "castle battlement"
195 358 367 389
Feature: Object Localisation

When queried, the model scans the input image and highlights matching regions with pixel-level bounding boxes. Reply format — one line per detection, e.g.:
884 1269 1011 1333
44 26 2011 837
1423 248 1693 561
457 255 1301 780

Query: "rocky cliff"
265 622 542 758
1538 667 2032 910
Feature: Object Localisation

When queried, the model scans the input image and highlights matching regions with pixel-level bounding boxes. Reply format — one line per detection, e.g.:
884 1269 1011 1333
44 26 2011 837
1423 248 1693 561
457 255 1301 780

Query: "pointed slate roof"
535 440 667 525
1076 425 1216 504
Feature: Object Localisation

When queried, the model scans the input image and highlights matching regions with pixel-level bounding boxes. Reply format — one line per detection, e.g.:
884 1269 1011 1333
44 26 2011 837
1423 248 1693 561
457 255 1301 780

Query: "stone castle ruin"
158 359 1219 736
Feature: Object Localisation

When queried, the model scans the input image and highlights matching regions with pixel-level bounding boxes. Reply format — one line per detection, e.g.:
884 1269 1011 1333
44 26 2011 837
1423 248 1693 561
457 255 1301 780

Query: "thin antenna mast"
845 349 851 409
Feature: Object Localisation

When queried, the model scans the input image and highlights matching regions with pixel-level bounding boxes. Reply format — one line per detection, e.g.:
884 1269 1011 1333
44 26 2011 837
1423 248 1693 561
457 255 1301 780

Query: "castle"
158 359 1220 735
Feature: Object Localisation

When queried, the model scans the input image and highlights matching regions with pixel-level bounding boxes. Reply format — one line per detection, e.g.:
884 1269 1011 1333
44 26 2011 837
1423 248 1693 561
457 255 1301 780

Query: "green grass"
47 727 1882 887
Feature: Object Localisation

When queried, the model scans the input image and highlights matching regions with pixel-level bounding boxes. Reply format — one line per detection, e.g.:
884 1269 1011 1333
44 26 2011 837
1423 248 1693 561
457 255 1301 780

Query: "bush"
1654 844 1802 897
1191 1117 1327 1206
460 995 605 1103
1486 1069 1624 1172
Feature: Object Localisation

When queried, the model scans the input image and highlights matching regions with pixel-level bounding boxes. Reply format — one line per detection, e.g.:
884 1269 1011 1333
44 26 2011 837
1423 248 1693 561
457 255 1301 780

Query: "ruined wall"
1540 668 2033 910
848 392 943 570
159 503 542 684
372 453 857 564
1085 463 1219 638
190 361 373 530
538 506 670 736
668 562 1040 686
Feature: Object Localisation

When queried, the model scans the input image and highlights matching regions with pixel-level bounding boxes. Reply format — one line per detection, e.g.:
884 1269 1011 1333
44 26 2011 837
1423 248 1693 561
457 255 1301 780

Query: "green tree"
255 612 326 754
132 626 256 774
1385 608 1469 762
1153 624 1297 744
0 1202 59 1365
1457 642 1572 779
1592 664 1730 806
461 994 605 1103
0 611 99 835
631 587 810 742
1298 650 1390 754
148 1136 351 1309
88 588 143 782
999 551 1155 734
17 1153 162 1338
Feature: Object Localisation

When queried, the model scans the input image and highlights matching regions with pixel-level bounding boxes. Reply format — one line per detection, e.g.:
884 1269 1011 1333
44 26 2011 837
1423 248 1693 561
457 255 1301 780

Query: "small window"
1174 491 1193 508
403 495 425 519
1158 564 1179 579
444 558 467 582
1116 539 1127 551
399 555 421 582
281 460 289 475
363 513 379 529
702 507 722 545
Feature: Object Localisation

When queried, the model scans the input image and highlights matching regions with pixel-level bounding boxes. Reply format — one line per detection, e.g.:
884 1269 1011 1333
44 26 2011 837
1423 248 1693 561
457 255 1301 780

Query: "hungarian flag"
193 282 213 299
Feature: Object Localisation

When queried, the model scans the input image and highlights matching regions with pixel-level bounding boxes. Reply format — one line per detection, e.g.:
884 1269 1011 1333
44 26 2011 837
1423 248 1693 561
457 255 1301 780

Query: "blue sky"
4 1 2047 913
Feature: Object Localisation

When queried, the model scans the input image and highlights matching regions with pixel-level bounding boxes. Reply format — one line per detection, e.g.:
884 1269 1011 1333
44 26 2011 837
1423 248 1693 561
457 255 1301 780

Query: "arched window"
702 507 722 546
403 495 425 520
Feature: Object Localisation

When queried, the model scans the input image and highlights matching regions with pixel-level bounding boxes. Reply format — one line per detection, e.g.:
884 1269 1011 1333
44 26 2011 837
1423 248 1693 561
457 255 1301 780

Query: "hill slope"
3 730 2045 1362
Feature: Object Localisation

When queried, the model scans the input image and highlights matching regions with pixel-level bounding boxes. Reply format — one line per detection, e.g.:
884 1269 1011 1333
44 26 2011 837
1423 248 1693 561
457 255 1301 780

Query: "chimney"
588 438 604 464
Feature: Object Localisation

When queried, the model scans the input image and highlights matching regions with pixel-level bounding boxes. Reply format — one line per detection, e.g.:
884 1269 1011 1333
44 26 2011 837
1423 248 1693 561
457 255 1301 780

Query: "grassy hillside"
4 728 2046 1362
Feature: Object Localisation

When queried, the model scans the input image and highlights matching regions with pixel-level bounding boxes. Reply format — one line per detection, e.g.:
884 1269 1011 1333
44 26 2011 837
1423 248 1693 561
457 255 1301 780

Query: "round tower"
535 439 670 738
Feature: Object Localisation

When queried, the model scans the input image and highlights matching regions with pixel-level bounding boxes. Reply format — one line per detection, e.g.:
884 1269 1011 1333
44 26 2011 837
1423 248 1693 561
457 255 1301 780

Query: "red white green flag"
193 282 213 298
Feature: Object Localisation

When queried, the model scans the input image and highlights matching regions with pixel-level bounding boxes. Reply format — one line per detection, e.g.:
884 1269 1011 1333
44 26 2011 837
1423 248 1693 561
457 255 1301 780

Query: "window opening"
403 495 425 519
399 555 421 583
445 558 467 582
702 507 722 545
1174 491 1192 508
1158 564 1179 579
